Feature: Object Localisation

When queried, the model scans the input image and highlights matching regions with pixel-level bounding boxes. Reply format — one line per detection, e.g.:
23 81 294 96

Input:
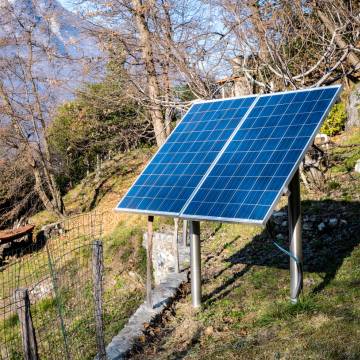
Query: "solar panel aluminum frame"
179 84 342 226
114 93 258 218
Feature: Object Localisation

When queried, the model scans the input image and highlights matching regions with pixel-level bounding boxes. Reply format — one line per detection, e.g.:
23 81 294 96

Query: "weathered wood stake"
14 288 39 360
173 218 180 273
182 220 188 247
92 240 106 359
146 216 154 308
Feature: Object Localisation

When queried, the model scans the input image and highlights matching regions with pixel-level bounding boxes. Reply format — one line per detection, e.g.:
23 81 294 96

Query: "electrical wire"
266 223 303 300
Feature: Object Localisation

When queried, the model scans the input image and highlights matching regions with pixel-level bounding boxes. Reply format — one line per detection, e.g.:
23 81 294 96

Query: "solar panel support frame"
288 170 303 303
190 221 201 308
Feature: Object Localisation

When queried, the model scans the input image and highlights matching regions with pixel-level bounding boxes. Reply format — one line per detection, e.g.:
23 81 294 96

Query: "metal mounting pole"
288 169 303 303
190 221 201 308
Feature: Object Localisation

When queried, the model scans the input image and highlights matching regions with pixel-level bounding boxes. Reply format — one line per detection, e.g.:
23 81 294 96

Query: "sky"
58 0 76 12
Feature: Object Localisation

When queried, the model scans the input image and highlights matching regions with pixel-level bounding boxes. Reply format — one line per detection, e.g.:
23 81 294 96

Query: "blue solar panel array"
116 85 341 224
181 86 341 223
116 96 256 216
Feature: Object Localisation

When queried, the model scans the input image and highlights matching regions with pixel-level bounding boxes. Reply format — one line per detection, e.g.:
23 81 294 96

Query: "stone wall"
143 231 189 285
346 82 360 129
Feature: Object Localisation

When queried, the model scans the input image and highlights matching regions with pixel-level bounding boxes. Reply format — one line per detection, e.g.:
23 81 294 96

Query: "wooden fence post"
92 240 106 360
146 216 154 308
173 218 180 273
14 288 39 360
183 220 188 246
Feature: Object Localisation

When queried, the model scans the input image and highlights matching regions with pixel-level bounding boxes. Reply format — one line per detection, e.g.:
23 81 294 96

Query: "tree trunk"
131 0 167 146
316 8 360 70
31 162 64 217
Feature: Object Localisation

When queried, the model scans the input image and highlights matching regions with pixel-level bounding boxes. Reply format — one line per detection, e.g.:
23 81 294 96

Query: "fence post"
46 245 70 360
92 240 106 359
146 216 154 308
14 288 39 360
182 220 188 247
173 218 180 273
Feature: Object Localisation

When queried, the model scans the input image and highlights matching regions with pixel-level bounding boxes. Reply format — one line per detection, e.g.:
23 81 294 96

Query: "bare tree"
0 0 99 218
81 0 228 145
216 0 359 92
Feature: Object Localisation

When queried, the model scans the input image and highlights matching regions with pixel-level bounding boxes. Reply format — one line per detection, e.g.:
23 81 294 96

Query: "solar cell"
181 86 341 224
116 96 256 216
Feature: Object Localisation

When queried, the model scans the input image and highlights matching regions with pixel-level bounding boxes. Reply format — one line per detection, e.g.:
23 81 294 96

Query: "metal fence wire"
0 211 106 360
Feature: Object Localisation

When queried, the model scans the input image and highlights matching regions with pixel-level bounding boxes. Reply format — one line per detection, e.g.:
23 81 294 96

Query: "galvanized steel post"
288 170 303 303
190 221 201 308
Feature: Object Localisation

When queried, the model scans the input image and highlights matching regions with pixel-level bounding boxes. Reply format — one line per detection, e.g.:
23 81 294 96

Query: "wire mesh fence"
0 211 105 360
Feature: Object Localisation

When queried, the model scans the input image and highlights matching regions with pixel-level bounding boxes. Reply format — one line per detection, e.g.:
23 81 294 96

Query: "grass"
30 147 155 232
129 128 360 360
133 217 360 359
1 147 155 359
0 213 150 359
2 127 360 359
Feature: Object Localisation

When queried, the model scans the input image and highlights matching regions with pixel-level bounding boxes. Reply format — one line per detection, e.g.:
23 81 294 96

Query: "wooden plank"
0 224 35 244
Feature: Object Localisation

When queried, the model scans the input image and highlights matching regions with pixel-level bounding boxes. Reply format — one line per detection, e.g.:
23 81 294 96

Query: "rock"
32 278 54 300
318 222 326 231
204 326 214 336
355 159 360 173
143 231 180 285
328 218 338 227
315 133 329 146
346 82 360 129
276 233 285 241
281 221 288 227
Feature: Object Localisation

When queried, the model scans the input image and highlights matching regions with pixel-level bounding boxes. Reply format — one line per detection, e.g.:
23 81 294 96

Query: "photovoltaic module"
116 96 256 216
116 85 341 225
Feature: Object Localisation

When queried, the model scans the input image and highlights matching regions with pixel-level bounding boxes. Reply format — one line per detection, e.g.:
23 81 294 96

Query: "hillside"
30 147 155 233
128 128 360 359
26 127 360 359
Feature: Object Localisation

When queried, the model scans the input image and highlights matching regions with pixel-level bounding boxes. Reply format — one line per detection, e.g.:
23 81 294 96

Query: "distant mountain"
0 0 103 101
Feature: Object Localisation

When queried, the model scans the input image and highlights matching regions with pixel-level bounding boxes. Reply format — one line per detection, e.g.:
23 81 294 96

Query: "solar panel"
181 86 341 224
116 96 256 216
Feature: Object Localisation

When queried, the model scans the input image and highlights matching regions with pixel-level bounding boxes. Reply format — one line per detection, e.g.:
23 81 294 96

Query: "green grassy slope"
14 127 360 359
129 128 360 360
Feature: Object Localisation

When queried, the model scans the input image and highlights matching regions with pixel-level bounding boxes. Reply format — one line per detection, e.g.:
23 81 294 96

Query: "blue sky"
58 0 75 12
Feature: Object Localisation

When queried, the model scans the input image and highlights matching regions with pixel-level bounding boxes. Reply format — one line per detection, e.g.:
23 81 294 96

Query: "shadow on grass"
206 199 360 303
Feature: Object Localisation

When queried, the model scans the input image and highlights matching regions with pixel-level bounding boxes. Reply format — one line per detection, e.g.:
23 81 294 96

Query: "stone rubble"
355 159 360 173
